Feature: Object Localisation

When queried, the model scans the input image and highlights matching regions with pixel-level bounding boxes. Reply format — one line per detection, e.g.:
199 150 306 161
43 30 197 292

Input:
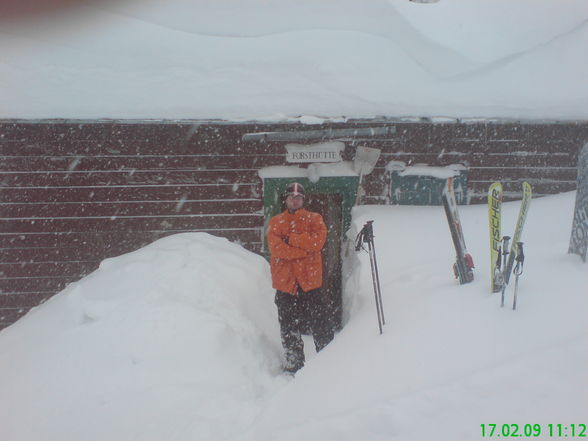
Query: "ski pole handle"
355 229 364 251
502 236 511 257
495 246 502 271
514 242 525 276
355 220 375 251
363 221 374 243
516 242 524 261
501 236 511 275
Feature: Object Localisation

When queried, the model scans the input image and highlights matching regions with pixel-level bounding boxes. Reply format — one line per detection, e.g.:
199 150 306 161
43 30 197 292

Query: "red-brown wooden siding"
1 119 586 329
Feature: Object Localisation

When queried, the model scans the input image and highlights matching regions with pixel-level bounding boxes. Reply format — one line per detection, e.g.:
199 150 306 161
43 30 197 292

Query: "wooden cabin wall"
359 122 586 204
1 119 586 329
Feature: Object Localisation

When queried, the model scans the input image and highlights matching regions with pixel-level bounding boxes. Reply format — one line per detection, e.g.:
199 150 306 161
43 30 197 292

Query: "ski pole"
368 230 385 327
500 235 511 307
365 221 385 334
356 221 385 334
512 242 525 310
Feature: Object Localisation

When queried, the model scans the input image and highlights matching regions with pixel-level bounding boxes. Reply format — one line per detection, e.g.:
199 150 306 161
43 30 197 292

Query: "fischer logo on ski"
442 177 474 284
488 182 503 293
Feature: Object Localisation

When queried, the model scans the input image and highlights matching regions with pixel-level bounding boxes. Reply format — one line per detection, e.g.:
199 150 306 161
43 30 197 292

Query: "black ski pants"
275 288 334 373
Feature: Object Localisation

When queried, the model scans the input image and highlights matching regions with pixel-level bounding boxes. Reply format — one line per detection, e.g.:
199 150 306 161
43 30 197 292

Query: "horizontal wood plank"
469 180 576 195
469 167 577 181
0 138 269 156
0 276 78 293
0 122 194 142
1 246 123 263
0 154 285 172
1 200 263 219
522 123 588 143
0 229 262 249
0 183 262 203
0 169 261 187
0 307 30 327
1 214 263 233
0 292 52 307
352 139 581 156
377 152 577 168
1 261 97 278
1 238 262 263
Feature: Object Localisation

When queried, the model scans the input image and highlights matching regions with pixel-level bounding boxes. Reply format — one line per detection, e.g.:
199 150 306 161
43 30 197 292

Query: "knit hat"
285 182 305 197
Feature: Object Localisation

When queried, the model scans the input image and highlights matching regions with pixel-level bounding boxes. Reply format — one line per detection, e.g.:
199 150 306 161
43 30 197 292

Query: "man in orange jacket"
267 182 334 374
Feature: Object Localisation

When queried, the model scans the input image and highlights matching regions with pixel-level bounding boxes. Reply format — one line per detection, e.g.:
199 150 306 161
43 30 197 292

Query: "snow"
0 1 587 439
0 233 284 441
384 162 468 179
388 163 466 179
1 191 586 441
1 0 587 120
258 161 358 182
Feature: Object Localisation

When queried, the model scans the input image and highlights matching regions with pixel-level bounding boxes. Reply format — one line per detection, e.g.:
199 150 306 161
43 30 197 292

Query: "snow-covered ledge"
385 162 466 179
258 162 358 183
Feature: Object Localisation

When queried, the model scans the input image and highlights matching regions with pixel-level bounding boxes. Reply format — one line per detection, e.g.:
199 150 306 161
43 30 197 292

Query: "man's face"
285 194 304 212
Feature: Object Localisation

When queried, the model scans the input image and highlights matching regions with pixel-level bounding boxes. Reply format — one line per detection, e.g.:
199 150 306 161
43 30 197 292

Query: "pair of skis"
442 177 475 284
488 181 532 308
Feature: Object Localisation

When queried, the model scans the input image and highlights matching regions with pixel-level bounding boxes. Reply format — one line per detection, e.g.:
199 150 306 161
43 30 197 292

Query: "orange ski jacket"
267 208 327 294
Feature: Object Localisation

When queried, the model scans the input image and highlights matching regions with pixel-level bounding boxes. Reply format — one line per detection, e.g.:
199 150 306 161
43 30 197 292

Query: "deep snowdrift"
1 0 587 119
0 233 284 441
0 192 586 441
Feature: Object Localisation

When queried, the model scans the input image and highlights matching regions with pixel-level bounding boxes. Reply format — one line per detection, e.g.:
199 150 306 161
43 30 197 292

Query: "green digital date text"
480 423 586 438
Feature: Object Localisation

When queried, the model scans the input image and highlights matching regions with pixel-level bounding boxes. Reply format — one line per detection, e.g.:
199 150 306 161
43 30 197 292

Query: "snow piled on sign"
0 0 587 120
259 162 357 182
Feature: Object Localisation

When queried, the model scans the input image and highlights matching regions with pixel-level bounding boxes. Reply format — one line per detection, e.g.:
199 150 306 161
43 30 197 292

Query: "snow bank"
0 195 586 441
0 233 283 441
243 192 588 441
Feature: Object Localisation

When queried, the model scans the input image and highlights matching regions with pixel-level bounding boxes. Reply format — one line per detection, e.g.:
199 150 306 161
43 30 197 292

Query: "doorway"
261 176 358 331
305 192 343 329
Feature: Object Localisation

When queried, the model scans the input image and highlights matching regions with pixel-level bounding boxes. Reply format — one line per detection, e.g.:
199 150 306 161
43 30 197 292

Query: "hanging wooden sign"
285 141 344 163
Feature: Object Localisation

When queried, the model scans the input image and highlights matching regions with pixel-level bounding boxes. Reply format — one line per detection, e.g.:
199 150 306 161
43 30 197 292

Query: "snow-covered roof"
1 0 587 120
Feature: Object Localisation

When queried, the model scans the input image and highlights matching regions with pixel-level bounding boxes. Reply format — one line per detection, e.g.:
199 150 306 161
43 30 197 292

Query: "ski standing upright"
503 182 532 286
488 182 503 292
569 143 588 262
442 177 474 284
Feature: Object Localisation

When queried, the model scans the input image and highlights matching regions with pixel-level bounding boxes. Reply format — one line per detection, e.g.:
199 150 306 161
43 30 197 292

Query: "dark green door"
262 176 358 331
305 192 343 330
